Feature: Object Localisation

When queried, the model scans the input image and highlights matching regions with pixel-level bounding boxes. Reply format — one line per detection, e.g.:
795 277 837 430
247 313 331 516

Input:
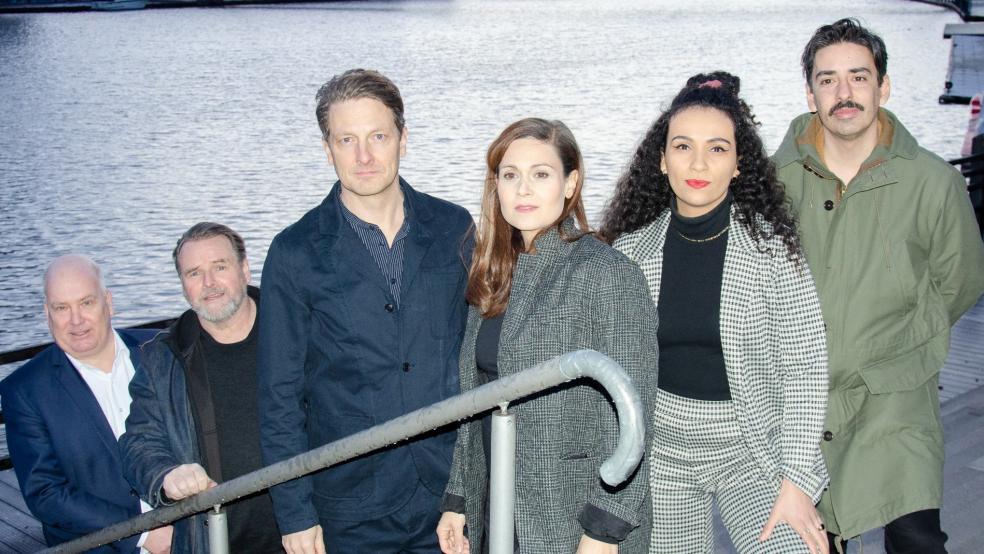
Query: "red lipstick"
686 179 710 189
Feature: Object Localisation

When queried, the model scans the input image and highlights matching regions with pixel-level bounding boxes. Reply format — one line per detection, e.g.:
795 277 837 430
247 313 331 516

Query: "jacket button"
402 362 411 372
823 430 834 441
384 303 395 312
824 200 834 211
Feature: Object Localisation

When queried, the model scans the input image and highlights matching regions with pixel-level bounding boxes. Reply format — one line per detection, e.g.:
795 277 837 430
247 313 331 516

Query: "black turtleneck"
657 194 732 401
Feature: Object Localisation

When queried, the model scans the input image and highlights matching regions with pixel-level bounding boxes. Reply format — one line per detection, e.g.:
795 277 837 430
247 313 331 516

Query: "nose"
516 174 533 196
69 306 83 326
835 78 852 101
356 143 373 165
202 269 216 287
691 150 709 171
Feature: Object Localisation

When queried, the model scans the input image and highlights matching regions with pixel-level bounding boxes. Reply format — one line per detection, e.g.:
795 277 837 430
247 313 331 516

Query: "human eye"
51 304 67 312
500 170 516 181
534 170 550 179
673 143 690 151
853 74 868 83
373 133 386 141
710 145 729 153
186 269 200 278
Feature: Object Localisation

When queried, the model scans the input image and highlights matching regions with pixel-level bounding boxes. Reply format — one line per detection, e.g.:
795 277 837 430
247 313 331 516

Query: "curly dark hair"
598 71 801 262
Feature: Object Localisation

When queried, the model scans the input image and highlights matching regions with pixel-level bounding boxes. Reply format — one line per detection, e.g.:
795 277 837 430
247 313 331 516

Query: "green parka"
773 109 984 539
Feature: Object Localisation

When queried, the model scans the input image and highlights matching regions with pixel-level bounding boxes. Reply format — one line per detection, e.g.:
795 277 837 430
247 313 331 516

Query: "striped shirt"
340 200 410 306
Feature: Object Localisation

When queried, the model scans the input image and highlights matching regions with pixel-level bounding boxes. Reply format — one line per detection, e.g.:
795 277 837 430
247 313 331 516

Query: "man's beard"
193 286 245 323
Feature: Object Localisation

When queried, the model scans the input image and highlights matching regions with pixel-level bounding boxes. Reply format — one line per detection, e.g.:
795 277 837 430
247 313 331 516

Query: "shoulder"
411 187 473 232
273 204 322 247
0 344 63 396
119 328 157 346
566 234 644 282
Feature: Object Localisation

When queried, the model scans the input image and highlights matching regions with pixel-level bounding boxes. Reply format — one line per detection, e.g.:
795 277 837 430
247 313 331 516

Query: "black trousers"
827 509 948 554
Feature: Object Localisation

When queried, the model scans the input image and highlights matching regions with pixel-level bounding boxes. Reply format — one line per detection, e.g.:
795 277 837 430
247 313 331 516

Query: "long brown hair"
466 118 589 317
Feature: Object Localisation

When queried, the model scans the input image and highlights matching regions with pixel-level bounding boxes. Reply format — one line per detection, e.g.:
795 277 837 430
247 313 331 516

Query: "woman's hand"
436 511 469 554
575 534 618 553
758 478 828 554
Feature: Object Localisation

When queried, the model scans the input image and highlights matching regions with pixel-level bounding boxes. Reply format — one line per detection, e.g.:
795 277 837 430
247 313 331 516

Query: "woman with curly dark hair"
599 72 830 554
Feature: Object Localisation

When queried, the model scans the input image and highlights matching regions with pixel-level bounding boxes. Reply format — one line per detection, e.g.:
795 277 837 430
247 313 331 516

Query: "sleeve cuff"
579 502 634 543
782 465 827 504
441 493 466 514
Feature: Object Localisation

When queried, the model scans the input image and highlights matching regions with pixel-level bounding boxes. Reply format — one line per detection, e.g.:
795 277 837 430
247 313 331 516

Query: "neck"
77 333 117 374
200 296 256 344
821 120 880 184
340 179 406 246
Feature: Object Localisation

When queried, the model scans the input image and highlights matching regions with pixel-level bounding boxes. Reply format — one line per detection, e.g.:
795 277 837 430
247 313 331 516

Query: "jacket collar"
773 108 920 172
317 177 434 240
632 205 759 262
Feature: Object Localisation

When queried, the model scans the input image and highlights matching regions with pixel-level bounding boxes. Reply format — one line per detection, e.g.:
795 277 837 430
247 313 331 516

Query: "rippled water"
0 0 967 353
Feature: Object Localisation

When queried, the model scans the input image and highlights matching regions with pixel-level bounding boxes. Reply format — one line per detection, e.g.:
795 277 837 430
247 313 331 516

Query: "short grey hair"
173 222 247 274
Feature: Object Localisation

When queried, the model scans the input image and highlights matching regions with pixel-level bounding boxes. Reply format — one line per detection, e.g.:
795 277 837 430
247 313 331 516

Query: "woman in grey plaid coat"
600 73 830 554
436 118 658 554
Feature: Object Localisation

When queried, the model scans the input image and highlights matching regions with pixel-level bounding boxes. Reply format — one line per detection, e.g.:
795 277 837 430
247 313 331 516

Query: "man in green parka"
774 18 984 554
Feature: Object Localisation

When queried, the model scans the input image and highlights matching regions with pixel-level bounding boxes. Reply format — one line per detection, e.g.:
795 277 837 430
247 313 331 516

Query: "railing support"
207 505 228 554
40 350 644 554
489 404 516 554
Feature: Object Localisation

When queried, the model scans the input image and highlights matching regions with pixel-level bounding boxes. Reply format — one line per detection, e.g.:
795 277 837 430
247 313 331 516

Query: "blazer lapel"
632 214 671 307
318 189 391 297
719 210 754 390
52 350 121 463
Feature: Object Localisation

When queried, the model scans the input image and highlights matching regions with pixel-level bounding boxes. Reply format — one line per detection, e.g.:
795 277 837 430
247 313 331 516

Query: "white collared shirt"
66 330 153 550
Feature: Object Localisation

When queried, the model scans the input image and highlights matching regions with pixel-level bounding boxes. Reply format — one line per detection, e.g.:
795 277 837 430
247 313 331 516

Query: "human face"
45 262 115 364
323 97 407 201
661 107 739 218
806 42 890 143
496 138 578 249
177 236 250 323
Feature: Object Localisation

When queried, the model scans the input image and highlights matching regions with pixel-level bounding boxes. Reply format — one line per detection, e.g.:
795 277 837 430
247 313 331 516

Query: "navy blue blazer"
258 179 473 533
0 328 155 552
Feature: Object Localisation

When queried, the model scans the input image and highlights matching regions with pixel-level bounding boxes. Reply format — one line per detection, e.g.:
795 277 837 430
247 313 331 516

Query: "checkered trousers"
649 389 811 553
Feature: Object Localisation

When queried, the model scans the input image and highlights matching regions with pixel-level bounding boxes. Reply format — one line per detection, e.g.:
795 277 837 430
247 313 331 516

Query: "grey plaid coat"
444 224 659 553
615 208 829 503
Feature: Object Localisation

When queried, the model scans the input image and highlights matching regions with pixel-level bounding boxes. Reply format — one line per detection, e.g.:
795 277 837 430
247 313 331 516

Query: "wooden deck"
0 468 45 553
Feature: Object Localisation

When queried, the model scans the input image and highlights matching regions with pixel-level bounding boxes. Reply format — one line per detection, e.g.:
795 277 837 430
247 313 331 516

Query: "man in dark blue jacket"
0 254 172 553
258 69 473 553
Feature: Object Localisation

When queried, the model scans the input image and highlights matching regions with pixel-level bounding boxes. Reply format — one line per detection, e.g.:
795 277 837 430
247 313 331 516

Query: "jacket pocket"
310 413 375 501
858 334 948 394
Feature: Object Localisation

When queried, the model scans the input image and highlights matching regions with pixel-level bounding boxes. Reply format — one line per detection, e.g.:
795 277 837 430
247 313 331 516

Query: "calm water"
0 0 967 353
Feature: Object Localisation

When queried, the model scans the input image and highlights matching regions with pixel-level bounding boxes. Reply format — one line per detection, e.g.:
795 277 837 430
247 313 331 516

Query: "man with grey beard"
121 222 282 553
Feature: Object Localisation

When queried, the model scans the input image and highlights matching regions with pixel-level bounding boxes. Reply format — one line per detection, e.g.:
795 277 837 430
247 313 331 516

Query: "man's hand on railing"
436 512 469 554
282 524 326 554
161 463 217 501
142 525 173 554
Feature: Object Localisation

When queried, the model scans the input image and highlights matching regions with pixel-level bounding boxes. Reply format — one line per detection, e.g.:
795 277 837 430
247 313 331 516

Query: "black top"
199 317 282 554
657 195 732 401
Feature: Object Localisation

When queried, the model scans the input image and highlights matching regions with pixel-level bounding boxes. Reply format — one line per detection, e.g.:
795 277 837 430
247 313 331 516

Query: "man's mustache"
829 101 864 116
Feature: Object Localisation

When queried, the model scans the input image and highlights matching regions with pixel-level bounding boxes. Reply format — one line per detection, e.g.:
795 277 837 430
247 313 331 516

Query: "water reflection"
0 0 966 351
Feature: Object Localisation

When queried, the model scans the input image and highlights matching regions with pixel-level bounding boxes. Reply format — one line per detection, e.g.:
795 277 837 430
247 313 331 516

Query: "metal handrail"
40 349 646 554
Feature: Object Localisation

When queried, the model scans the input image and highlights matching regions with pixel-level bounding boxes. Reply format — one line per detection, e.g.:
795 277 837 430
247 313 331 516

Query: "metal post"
207 505 229 554
489 403 515 554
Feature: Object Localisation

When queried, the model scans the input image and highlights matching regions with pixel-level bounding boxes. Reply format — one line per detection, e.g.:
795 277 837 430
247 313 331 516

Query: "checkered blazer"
444 223 659 553
614 208 829 502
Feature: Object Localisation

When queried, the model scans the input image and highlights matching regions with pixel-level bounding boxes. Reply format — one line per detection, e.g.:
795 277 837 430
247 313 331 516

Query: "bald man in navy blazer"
0 255 171 553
